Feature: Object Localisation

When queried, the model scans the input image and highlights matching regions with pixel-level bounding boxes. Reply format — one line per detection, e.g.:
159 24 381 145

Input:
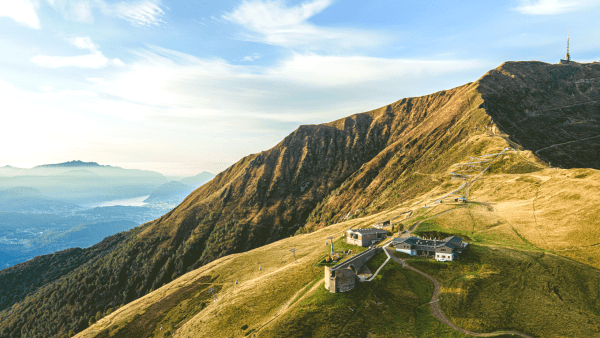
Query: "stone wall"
324 247 382 293
346 236 362 246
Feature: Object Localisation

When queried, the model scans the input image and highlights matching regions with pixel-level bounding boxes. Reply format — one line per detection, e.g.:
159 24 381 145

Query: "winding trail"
387 248 534 338
534 135 600 156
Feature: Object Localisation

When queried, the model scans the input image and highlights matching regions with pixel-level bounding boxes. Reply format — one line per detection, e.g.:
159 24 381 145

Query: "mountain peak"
35 160 109 168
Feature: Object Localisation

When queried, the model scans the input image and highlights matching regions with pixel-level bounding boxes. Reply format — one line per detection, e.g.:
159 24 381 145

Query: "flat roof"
392 235 464 250
347 228 387 235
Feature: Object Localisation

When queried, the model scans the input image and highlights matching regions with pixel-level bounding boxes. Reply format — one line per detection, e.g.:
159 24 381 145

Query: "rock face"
1 61 599 338
477 61 600 169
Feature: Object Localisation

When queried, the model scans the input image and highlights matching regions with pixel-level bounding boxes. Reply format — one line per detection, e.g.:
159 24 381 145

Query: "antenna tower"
289 248 297 263
566 29 571 61
327 236 334 257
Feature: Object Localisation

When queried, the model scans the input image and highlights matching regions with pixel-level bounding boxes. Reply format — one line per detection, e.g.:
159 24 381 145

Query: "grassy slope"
416 166 600 268
410 245 600 337
76 152 600 338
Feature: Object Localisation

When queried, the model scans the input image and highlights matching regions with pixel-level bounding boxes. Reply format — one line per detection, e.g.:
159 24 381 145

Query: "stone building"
324 247 381 293
346 228 387 247
392 235 468 262
324 266 356 293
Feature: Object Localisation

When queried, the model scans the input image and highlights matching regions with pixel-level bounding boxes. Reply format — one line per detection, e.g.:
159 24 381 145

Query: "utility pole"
327 236 334 257
289 248 297 263
207 287 217 302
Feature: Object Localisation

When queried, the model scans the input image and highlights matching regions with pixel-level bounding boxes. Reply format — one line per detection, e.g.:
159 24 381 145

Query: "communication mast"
560 30 571 64
566 30 571 62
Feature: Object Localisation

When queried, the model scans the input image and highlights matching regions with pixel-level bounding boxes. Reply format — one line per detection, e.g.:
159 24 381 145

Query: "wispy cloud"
45 0 166 26
88 46 487 121
0 0 40 29
223 0 387 50
513 0 600 15
242 53 261 62
265 53 486 87
31 36 124 68
111 0 165 27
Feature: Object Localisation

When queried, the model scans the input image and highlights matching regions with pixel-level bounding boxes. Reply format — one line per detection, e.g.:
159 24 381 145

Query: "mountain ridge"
35 160 110 168
1 61 599 338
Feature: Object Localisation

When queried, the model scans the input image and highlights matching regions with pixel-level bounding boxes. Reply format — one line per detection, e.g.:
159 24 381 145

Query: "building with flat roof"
346 228 387 247
391 235 468 262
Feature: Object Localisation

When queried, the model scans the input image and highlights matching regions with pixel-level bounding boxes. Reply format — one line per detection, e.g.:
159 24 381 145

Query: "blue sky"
1 0 599 176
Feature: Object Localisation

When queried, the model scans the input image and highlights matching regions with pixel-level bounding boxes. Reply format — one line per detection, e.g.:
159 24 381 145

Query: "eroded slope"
477 61 600 169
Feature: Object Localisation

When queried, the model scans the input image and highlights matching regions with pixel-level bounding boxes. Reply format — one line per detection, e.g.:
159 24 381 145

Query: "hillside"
1 61 599 338
0 187 77 213
478 61 600 168
179 172 215 188
143 181 195 204
74 166 600 338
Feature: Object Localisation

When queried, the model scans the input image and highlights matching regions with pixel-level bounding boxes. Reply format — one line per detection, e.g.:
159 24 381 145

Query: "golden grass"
77 155 600 338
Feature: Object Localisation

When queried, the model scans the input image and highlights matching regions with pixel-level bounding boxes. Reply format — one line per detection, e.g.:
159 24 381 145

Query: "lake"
84 195 150 208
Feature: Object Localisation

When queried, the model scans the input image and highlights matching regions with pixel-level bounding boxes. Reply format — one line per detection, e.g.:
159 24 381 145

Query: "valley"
0 165 215 268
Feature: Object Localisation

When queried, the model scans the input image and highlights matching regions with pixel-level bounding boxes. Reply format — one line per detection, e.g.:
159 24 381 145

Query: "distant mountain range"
179 171 215 188
34 160 111 168
144 172 215 206
0 163 214 270
0 161 167 204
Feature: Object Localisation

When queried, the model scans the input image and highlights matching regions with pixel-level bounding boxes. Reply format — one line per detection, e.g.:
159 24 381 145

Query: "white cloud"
47 0 93 22
46 0 165 26
87 46 487 124
68 36 98 51
70 0 92 21
30 36 123 68
223 0 387 50
513 0 600 15
225 0 331 30
265 53 486 87
31 53 108 68
110 0 165 26
0 0 41 29
112 58 125 66
0 78 17 92
242 53 261 62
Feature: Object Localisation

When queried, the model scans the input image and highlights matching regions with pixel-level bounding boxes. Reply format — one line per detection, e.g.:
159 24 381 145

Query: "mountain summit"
35 160 109 168
1 61 599 338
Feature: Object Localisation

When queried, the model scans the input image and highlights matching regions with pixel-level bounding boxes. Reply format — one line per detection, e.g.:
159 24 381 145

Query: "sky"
0 0 599 176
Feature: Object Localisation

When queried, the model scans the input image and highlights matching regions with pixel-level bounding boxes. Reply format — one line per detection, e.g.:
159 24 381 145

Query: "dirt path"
387 249 534 338
534 135 600 156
